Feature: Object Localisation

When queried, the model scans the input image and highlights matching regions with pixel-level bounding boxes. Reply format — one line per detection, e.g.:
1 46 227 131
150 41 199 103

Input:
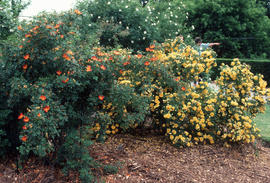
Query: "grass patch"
254 104 270 142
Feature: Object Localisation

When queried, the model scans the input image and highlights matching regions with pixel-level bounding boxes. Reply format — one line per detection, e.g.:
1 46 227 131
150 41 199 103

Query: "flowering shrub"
1 9 270 182
149 38 270 147
215 59 268 145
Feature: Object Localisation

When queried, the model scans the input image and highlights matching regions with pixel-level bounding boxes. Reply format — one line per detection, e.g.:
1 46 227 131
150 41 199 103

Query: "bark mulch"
1 133 270 183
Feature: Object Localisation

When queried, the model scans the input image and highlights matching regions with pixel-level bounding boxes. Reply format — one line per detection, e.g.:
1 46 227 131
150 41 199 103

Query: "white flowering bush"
75 0 190 51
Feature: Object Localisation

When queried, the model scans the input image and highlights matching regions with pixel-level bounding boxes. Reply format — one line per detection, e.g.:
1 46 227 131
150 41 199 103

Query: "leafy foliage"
185 0 270 59
75 0 190 51
0 0 29 40
1 2 270 182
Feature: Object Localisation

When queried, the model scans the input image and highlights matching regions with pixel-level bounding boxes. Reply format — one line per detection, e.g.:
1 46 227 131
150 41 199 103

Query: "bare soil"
1 133 270 183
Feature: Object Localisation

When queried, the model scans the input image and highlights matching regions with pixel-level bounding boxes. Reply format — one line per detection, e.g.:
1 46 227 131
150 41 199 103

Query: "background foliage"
185 0 270 59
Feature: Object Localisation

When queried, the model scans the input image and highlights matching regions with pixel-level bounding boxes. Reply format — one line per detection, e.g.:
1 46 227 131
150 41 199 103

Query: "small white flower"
119 21 122 24
107 1 111 5
119 9 122 12
131 40 134 43
192 25 195 30
136 8 139 11
126 26 129 29
88 24 92 27
143 37 146 40
125 5 128 8
144 31 147 34
98 16 101 19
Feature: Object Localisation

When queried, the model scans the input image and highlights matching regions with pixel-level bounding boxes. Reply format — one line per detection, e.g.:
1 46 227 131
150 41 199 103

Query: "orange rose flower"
63 53 71 61
123 61 130 66
62 78 69 83
18 113 24 120
181 87 186 91
146 48 154 52
144 61 150 66
23 116 29 123
150 57 158 61
86 65 92 72
137 54 143 59
98 95 104 101
40 95 46 101
100 65 106 70
37 113 41 117
22 125 27 130
66 50 73 55
74 9 82 15
91 56 98 61
25 34 31 38
21 135 27 142
54 24 60 29
43 106 50 113
150 45 155 49
22 64 28 70
18 25 23 30
24 54 30 60
56 70 62 76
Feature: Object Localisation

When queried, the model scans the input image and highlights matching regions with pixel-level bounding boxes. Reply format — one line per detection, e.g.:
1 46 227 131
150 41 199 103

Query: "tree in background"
75 0 190 52
185 0 270 59
0 0 29 40
257 0 270 18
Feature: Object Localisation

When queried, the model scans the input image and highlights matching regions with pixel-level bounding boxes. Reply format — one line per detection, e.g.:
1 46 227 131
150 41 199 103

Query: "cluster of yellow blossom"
148 39 269 147
215 59 270 145
153 37 217 82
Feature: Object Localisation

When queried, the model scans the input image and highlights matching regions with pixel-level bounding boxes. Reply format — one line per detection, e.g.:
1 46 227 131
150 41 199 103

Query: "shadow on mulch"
1 134 270 183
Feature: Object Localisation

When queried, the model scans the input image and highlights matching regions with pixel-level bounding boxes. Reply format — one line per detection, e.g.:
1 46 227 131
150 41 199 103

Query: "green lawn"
254 104 270 142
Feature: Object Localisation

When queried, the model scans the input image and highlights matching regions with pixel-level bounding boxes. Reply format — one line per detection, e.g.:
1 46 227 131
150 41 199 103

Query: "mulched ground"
1 133 270 183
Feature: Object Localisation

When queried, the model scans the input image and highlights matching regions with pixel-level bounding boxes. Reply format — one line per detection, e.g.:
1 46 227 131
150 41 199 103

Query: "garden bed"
1 133 270 183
